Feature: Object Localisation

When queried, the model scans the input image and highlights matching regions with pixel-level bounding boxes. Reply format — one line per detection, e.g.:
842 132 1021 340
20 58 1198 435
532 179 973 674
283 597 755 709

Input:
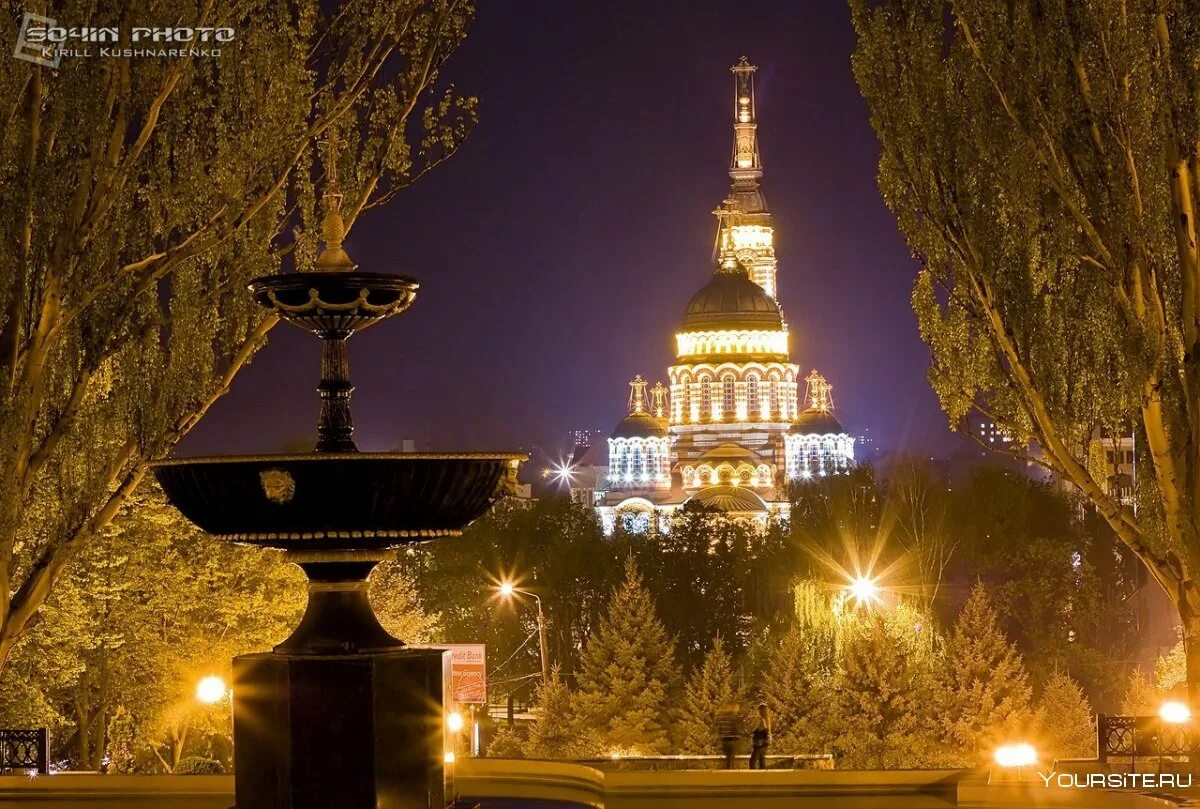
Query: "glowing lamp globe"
447 711 464 733
848 576 880 606
1160 701 1192 724
994 743 1037 768
498 582 515 598
196 675 227 704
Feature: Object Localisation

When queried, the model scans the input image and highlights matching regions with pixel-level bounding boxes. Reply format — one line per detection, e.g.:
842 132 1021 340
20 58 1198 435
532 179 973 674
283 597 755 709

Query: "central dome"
682 266 781 331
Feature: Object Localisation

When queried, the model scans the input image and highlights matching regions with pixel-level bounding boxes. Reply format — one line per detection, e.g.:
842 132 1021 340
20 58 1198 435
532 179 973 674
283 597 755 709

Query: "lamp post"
498 581 549 681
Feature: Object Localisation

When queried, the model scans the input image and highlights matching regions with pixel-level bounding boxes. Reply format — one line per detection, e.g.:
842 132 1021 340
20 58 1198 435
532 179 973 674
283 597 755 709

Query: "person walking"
748 702 771 770
715 701 742 769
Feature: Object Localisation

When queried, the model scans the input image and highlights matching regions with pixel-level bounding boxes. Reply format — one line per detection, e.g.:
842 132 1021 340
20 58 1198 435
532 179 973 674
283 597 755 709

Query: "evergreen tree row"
499 566 1096 768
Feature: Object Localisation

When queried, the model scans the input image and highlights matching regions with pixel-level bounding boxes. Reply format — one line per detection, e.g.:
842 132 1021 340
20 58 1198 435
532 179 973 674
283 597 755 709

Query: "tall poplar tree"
573 558 680 756
0 0 476 673
851 0 1200 701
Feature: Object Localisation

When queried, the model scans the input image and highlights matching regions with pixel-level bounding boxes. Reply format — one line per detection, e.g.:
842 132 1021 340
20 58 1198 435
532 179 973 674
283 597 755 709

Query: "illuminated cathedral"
588 58 855 534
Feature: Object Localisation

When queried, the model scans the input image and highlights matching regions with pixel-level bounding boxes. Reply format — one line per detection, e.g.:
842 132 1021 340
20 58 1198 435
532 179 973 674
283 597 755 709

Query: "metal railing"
1098 714 1192 763
0 729 49 774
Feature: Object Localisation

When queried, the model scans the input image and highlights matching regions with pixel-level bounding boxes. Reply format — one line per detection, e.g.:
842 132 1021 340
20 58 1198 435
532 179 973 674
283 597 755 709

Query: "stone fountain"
152 142 522 809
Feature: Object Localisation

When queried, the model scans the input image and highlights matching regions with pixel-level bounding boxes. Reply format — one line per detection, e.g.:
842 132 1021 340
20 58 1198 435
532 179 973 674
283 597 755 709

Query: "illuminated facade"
590 58 855 534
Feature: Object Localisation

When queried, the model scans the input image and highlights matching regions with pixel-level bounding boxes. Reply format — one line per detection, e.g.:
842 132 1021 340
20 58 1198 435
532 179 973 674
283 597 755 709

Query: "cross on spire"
628 375 648 415
805 370 834 412
650 381 667 418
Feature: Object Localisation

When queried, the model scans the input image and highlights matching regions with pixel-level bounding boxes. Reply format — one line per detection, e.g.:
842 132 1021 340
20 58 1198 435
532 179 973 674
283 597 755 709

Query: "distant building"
1088 427 1136 507
566 428 606 453
975 418 1014 448
854 428 880 460
572 59 857 535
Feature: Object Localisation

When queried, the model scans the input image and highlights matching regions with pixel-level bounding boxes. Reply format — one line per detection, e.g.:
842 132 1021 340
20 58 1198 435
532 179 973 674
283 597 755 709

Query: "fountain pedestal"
233 646 450 809
230 558 450 809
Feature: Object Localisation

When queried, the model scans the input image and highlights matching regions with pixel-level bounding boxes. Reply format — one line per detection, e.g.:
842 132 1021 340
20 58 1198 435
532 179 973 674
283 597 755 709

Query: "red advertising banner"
437 644 487 704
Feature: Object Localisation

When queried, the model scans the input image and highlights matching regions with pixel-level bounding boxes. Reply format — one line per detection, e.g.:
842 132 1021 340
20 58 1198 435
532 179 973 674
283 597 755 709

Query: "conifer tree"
525 666 586 759
935 584 1032 764
1035 672 1095 761
1121 669 1158 716
834 612 939 768
573 558 680 755
677 636 743 754
761 622 835 756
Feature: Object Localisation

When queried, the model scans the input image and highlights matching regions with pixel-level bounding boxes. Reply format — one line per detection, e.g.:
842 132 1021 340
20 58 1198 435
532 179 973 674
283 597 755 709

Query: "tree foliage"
524 666 585 759
935 584 1032 764
0 483 307 769
407 499 614 700
1036 672 1096 761
833 607 940 769
677 636 743 755
851 0 1200 699
0 0 477 674
572 559 680 756
0 481 438 771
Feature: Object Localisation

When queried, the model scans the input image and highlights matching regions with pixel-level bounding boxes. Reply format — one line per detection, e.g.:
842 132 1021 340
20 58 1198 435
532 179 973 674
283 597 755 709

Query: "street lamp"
497 580 549 681
195 675 228 705
847 575 880 608
994 743 1037 768
1160 700 1192 724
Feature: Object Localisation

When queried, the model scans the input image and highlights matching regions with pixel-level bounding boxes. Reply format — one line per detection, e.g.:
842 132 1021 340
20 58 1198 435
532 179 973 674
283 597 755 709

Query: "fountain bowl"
151 452 525 552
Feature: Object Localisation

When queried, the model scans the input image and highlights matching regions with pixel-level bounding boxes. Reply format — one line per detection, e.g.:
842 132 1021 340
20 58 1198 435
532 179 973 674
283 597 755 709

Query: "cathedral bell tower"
715 57 779 300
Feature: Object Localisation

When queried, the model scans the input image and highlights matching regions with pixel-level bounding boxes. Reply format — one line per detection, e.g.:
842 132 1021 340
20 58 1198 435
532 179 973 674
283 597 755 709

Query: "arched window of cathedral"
721 374 735 421
769 382 779 419
700 378 711 419
747 375 759 418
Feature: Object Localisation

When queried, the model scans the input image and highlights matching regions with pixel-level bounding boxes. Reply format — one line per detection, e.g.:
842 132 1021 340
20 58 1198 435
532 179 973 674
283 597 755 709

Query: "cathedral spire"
714 57 778 299
730 57 762 184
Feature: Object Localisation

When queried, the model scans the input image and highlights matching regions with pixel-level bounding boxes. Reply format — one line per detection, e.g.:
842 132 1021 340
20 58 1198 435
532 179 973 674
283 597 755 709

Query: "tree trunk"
75 704 89 770
90 704 107 770
1182 610 1200 708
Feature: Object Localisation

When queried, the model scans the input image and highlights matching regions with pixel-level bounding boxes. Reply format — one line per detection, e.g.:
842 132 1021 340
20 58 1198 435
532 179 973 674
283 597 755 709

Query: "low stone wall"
0 764 1180 808
457 760 966 809
0 774 233 808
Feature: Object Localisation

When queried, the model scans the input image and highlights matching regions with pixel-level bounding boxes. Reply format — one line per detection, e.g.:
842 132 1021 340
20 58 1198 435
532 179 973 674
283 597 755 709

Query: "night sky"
182 1 962 464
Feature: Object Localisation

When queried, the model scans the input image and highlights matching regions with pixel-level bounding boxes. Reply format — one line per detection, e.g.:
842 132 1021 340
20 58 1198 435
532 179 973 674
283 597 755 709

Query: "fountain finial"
312 124 357 273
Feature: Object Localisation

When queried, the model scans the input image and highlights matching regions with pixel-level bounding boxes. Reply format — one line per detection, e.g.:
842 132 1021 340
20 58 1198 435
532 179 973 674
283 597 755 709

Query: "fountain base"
232 645 451 809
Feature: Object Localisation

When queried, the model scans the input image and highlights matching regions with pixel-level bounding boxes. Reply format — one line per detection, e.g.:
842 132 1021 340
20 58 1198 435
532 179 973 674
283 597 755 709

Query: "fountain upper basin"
152 452 525 551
